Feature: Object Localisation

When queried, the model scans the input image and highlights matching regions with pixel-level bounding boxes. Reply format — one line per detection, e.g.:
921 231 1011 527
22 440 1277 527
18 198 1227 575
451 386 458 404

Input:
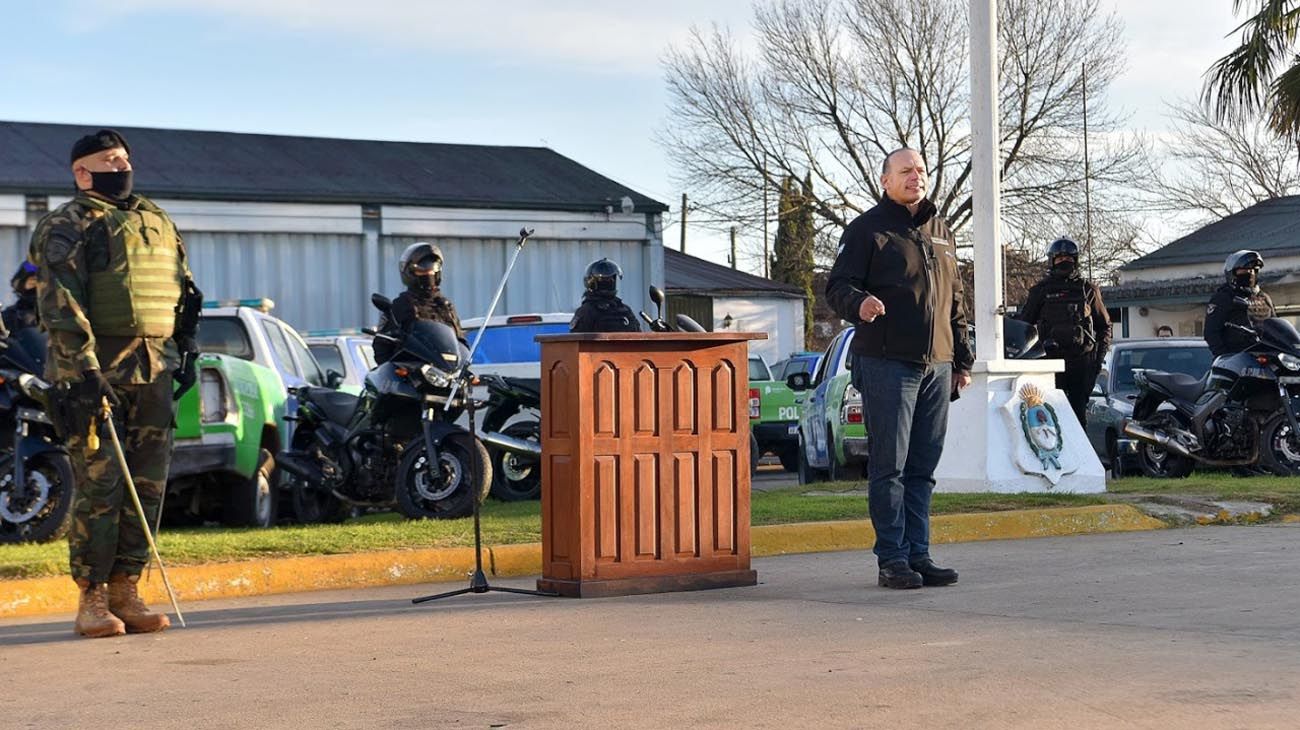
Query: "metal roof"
1102 268 1299 306
1122 196 1300 271
0 120 667 213
664 247 804 298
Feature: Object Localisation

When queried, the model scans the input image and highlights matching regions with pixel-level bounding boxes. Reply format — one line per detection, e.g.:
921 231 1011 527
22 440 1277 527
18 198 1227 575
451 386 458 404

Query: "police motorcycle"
1122 314 1300 477
277 295 492 521
478 374 543 502
0 328 75 543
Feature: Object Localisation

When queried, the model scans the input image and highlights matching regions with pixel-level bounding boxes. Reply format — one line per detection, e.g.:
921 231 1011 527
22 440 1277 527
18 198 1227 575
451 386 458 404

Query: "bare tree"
1157 98 1300 227
660 0 1147 254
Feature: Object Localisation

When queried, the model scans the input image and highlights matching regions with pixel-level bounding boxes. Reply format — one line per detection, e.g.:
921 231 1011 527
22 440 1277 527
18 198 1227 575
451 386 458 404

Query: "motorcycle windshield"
2 328 47 375
398 320 465 372
1257 317 1300 352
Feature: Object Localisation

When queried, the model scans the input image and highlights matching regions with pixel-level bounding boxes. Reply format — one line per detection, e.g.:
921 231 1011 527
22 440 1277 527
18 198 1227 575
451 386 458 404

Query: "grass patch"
5 474 1289 580
1107 474 1300 514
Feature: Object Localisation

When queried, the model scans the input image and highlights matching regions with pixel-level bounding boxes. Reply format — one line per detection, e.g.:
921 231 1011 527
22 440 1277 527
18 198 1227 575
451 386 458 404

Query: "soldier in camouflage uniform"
29 129 202 638
374 242 464 364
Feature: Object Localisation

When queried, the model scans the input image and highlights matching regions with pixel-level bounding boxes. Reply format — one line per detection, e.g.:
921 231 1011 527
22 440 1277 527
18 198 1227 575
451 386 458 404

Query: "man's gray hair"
881 147 921 176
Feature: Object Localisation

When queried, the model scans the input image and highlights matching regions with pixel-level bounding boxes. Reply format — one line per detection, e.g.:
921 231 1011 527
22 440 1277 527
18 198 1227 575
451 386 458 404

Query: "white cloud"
95 0 753 72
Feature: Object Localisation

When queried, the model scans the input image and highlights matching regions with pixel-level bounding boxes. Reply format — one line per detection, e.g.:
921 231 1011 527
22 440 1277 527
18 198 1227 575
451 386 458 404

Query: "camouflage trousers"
65 378 174 583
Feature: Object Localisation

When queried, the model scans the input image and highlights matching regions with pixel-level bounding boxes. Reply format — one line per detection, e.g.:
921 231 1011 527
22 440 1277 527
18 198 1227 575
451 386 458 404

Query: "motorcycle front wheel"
0 451 75 543
396 431 492 519
1257 412 1300 476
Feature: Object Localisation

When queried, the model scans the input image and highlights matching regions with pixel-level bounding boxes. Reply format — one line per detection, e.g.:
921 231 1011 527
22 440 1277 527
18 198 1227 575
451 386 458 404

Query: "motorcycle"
277 294 491 521
0 328 75 543
1122 315 1300 477
479 374 542 502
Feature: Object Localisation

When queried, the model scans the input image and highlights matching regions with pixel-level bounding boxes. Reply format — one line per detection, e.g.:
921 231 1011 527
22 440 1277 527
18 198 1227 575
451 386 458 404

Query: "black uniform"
374 288 464 364
569 292 640 333
1019 272 1111 426
1204 284 1275 357
1 291 39 335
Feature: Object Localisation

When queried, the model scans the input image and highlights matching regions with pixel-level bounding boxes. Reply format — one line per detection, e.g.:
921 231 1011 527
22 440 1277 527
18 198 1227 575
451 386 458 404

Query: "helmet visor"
410 254 442 276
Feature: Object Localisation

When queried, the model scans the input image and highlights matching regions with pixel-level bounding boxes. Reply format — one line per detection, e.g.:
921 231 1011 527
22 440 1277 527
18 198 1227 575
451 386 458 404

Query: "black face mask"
1051 260 1076 278
89 170 133 200
1235 271 1257 289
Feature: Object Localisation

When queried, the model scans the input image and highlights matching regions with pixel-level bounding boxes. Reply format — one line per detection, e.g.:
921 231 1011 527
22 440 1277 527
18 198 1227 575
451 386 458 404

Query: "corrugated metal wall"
1 227 28 276
183 232 366 331
380 236 653 321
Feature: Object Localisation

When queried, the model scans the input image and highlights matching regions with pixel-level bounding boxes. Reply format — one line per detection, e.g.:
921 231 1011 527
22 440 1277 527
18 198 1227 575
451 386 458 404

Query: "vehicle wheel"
223 449 278 528
778 447 798 473
796 435 825 485
1135 416 1193 479
396 431 492 519
749 431 761 476
489 420 542 501
1105 431 1124 480
0 452 74 544
1257 412 1300 476
287 471 351 524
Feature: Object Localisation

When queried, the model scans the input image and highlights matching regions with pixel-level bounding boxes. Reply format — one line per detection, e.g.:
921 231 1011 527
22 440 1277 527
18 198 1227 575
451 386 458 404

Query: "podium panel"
536 333 764 597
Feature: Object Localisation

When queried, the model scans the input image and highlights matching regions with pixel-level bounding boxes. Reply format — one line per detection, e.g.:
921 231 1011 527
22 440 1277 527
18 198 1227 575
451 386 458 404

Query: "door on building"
665 294 714 331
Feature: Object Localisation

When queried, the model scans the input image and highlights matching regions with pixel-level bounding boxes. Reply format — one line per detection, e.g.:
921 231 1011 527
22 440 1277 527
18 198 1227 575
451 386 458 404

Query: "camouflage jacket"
29 192 194 385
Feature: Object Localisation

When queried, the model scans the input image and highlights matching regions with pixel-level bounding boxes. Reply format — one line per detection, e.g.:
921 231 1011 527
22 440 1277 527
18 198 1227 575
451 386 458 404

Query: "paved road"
3 525 1297 729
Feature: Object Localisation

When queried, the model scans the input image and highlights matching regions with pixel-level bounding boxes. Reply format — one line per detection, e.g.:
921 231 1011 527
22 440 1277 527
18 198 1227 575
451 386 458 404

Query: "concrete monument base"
935 359 1106 493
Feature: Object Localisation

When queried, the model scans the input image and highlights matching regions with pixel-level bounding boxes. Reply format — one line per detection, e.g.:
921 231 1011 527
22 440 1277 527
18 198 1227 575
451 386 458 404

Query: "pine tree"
770 174 817 349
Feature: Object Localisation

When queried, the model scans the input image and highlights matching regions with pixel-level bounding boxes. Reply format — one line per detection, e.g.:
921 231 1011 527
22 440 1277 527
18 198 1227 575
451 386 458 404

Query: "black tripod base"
411 568 560 604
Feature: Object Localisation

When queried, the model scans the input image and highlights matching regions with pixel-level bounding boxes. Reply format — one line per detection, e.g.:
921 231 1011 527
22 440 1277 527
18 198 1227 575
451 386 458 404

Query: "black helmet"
1046 237 1080 261
399 242 443 292
1223 249 1263 285
10 260 37 294
584 258 622 295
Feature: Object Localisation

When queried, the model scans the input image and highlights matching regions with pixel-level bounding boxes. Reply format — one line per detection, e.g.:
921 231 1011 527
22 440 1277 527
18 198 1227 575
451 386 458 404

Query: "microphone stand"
413 228 558 603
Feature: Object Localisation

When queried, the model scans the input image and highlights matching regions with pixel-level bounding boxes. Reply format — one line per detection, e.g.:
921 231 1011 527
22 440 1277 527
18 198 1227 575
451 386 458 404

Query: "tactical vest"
81 197 184 338
575 296 638 333
1039 278 1094 357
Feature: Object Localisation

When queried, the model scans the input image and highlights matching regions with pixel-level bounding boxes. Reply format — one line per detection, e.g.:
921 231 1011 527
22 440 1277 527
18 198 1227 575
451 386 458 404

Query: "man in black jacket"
1205 250 1275 357
569 258 640 333
2 261 41 335
1017 238 1111 427
826 147 973 590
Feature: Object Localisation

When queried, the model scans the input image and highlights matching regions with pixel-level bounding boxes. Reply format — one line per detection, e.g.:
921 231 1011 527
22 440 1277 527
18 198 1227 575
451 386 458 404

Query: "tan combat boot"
107 574 171 633
74 579 126 638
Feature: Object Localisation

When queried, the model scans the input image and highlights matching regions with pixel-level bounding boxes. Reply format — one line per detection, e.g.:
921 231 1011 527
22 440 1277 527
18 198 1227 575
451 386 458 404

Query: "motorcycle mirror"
371 293 393 313
649 285 665 307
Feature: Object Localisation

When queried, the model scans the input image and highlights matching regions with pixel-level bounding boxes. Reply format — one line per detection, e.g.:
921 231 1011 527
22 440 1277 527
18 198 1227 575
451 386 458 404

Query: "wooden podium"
535 332 764 597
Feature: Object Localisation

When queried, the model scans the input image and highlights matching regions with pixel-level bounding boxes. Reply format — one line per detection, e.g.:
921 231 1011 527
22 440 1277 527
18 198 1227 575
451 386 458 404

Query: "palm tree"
1204 0 1300 139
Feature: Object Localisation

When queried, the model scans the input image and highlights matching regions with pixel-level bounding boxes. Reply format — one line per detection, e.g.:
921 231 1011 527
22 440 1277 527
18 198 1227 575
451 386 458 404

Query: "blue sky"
2 0 1240 271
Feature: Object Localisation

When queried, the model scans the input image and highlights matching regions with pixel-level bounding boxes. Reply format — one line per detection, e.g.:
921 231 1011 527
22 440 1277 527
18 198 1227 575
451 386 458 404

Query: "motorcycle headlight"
420 363 452 388
1279 353 1300 371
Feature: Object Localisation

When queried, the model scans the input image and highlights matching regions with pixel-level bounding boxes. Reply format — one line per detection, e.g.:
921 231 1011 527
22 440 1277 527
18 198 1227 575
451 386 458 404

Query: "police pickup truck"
168 298 328 528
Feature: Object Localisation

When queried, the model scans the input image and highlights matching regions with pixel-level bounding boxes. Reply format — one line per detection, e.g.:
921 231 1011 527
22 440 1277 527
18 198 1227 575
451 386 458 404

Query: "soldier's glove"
173 335 200 401
79 369 120 411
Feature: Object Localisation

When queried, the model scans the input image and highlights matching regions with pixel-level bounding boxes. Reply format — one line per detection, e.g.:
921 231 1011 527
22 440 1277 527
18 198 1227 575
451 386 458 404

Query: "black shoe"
909 558 958 587
877 561 923 589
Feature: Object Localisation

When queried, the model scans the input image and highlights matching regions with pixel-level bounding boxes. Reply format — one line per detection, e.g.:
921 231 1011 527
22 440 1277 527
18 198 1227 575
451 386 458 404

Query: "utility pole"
762 155 770 278
730 226 737 269
1082 62 1094 282
679 193 688 253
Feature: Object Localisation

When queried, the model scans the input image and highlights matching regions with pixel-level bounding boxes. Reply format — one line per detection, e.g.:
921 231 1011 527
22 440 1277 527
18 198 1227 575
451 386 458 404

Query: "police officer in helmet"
374 242 464 364
1204 250 1275 357
2 260 41 335
1018 237 1112 427
569 258 640 333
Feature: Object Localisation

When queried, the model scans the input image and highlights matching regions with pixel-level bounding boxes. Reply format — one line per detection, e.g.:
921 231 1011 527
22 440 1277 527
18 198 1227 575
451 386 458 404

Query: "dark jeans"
852 355 952 568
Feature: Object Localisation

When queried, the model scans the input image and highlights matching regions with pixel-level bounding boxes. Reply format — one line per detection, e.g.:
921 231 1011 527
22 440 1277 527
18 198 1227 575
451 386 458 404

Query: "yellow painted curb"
0 505 1164 620
752 505 1165 557
1283 514 1300 524
0 547 479 620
